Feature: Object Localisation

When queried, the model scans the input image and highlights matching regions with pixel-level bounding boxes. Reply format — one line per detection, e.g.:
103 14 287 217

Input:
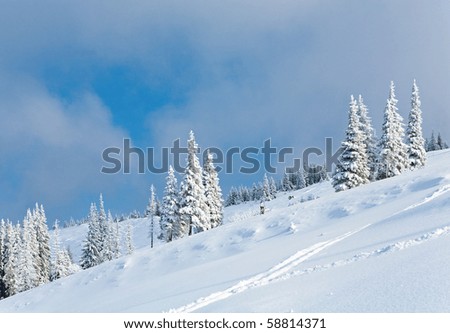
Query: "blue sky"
0 0 449 224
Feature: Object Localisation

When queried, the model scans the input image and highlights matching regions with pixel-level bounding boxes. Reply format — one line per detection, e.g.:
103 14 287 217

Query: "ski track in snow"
278 224 450 282
400 185 450 214
170 224 371 313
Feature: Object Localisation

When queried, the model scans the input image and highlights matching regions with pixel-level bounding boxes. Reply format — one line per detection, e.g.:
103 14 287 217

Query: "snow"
1 150 450 312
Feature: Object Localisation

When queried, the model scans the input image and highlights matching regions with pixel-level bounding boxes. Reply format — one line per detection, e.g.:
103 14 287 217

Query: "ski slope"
1 150 450 312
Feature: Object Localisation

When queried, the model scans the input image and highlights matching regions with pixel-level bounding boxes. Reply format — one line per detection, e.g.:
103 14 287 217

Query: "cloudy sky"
0 0 449 223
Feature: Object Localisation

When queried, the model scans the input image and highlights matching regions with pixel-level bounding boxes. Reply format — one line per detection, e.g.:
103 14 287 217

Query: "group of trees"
332 80 427 191
80 194 134 269
0 204 75 300
158 131 224 242
225 165 328 207
425 131 448 152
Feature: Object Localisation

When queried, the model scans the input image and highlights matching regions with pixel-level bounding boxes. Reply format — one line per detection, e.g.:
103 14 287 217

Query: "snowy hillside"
1 150 450 312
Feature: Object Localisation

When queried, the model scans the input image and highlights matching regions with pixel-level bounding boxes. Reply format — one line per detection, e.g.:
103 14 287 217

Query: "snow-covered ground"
1 150 450 312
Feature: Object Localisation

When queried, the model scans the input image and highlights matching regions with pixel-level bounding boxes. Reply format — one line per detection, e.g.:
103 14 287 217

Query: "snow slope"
1 150 450 312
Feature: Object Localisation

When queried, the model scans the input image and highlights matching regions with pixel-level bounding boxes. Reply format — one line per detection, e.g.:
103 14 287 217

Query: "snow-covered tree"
109 211 120 259
2 221 20 297
0 219 6 299
262 174 271 201
51 221 77 281
125 221 134 255
358 95 378 180
178 131 209 237
148 185 157 248
97 194 112 262
378 81 408 179
332 95 370 192
269 176 277 199
17 212 38 291
406 80 426 169
282 172 294 191
437 132 448 150
160 166 179 242
34 204 51 285
80 203 101 269
203 151 224 229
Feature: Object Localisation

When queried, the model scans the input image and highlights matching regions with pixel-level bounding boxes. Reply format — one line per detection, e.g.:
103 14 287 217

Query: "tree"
332 95 370 191
125 221 134 255
80 203 101 269
51 221 76 280
178 131 209 237
160 166 179 242
406 79 426 169
34 204 51 285
203 151 224 229
98 194 112 262
0 220 6 298
437 132 448 150
262 174 272 201
18 212 38 291
282 172 294 191
2 221 20 297
269 176 277 199
358 95 378 180
109 211 120 259
148 185 157 248
378 81 408 179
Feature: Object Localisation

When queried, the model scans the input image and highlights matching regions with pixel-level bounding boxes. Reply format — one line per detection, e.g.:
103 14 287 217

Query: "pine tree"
80 203 101 269
3 221 19 297
282 172 294 191
269 176 277 199
18 213 38 291
50 220 74 280
97 194 112 262
203 151 224 229
406 80 426 169
332 95 370 192
378 81 409 179
125 221 134 255
178 131 209 237
437 132 448 150
34 204 51 285
160 166 179 242
109 211 120 259
0 219 6 299
148 185 157 248
358 95 378 181
262 174 271 201
427 131 438 151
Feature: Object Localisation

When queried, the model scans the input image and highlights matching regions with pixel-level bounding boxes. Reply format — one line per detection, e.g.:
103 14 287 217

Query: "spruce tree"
203 151 224 229
282 172 294 191
332 95 370 191
0 219 6 298
262 174 271 201
378 81 408 179
80 203 101 269
125 221 134 255
178 131 209 236
34 204 51 285
406 79 426 169
148 185 157 248
160 166 179 242
3 221 19 297
18 213 38 291
358 95 378 180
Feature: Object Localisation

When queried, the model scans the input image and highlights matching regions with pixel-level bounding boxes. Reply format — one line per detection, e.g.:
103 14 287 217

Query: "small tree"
160 166 179 242
203 151 224 229
406 79 426 169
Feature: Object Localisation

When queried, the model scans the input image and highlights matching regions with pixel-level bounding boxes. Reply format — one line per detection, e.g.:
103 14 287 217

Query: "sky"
0 0 449 224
